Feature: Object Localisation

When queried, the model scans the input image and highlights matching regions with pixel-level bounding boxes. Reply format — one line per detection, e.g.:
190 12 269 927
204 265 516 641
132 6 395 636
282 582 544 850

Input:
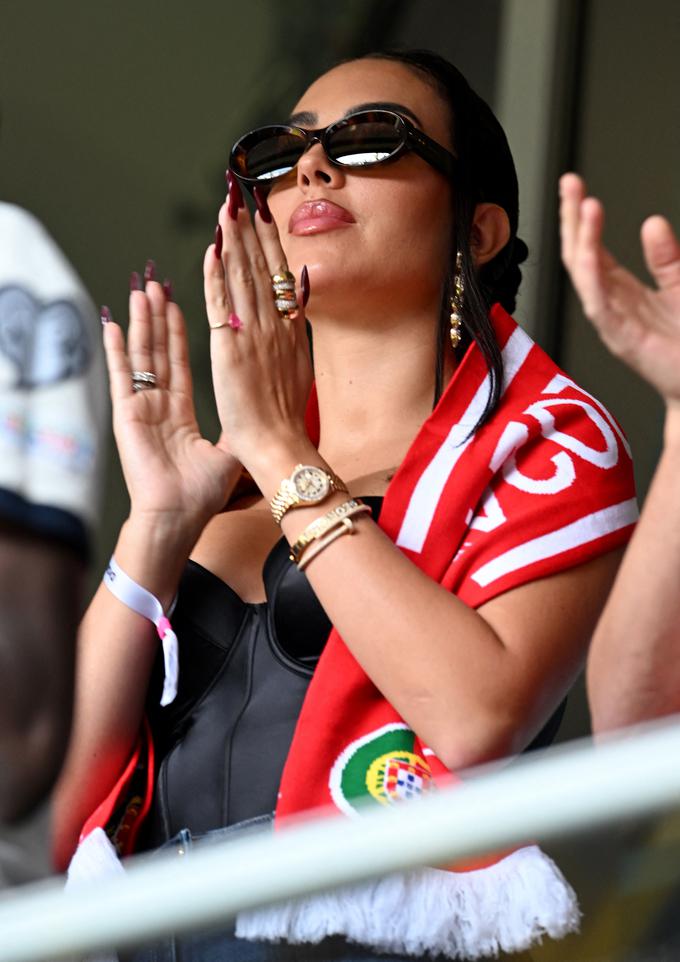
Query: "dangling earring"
449 250 464 349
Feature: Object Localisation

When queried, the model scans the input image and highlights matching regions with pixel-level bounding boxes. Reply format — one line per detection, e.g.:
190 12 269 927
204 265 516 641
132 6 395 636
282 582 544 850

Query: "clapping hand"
560 173 680 406
102 278 240 535
202 176 314 492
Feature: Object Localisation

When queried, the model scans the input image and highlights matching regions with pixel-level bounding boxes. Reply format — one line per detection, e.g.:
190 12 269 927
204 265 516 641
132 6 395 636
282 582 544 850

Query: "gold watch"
270 464 348 525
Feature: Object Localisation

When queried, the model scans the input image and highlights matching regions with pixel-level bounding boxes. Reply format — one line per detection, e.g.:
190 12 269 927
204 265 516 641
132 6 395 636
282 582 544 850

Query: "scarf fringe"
235 844 580 959
65 829 122 962
65 827 125 887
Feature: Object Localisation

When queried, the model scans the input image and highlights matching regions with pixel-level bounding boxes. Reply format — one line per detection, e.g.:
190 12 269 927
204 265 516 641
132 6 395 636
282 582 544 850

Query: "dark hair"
363 49 529 427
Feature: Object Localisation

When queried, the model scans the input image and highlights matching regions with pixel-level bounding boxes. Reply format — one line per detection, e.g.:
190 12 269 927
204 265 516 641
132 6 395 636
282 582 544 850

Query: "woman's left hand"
203 177 314 486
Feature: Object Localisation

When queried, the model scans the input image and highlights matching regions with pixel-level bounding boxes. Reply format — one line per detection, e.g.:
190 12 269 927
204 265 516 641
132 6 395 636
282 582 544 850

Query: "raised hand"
560 173 680 405
202 176 314 488
102 277 240 534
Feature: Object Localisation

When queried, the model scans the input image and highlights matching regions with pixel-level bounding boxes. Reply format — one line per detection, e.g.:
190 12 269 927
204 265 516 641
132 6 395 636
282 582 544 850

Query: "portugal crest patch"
329 723 433 815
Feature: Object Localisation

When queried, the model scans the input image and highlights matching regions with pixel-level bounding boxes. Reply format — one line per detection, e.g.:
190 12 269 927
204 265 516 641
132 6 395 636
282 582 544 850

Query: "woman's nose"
296 142 344 189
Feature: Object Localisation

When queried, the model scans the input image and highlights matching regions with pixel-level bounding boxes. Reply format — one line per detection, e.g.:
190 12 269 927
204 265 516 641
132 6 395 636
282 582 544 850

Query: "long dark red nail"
214 223 223 259
162 279 173 301
253 186 272 224
100 305 112 325
301 265 310 307
130 270 143 292
227 171 243 220
144 259 156 283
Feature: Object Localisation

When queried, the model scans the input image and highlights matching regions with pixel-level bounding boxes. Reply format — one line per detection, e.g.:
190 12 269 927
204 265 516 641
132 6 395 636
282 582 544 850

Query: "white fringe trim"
65 829 123 962
235 844 580 959
65 828 125 888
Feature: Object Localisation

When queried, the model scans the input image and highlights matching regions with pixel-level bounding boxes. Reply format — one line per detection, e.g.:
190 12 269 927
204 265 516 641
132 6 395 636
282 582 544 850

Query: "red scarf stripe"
469 496 638 590
393 320 534 560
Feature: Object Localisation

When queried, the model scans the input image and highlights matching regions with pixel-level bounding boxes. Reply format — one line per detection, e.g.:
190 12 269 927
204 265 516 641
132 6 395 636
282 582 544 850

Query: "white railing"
2 717 680 962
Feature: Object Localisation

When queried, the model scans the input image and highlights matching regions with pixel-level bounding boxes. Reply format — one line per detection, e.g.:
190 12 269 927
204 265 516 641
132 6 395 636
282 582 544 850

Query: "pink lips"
289 200 355 236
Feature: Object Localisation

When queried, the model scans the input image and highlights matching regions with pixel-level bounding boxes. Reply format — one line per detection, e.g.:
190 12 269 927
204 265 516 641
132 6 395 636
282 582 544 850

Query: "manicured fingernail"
228 312 243 331
253 186 272 224
100 305 112 325
227 171 243 220
144 259 156 283
130 270 143 292
214 223 223 259
162 279 173 301
301 265 310 307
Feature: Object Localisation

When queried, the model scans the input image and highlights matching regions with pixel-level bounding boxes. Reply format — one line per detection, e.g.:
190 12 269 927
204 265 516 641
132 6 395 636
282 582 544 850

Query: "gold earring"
449 251 464 349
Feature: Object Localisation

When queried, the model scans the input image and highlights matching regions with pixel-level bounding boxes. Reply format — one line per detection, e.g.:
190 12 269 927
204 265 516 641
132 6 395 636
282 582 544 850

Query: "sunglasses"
229 109 457 186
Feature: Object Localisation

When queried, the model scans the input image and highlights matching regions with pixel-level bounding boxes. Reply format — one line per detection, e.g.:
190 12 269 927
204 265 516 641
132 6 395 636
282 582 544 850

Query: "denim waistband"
160 813 275 858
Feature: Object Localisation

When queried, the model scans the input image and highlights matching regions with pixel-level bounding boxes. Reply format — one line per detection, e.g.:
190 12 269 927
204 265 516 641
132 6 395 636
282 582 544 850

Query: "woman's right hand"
560 173 680 406
102 278 240 538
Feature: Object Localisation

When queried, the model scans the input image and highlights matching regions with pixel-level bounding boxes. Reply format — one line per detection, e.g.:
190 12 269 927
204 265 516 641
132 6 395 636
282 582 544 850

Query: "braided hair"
365 49 529 427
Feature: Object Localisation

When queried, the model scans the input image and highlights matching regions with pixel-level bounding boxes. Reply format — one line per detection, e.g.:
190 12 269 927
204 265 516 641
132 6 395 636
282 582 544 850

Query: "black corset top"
143 494 565 849
144 497 383 846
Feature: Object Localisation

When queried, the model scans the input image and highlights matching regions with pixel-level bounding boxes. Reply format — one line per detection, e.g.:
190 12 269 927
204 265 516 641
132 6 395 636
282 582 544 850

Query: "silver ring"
132 370 157 391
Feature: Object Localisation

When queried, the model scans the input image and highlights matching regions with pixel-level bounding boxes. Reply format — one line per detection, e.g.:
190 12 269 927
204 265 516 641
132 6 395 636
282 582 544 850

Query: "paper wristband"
103 556 178 706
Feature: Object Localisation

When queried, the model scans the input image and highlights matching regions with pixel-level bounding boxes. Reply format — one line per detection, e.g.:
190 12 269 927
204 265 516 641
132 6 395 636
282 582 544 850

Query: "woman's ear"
470 204 511 266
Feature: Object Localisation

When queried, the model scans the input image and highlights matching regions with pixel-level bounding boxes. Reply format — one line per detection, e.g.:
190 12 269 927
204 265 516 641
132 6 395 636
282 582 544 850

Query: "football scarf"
236 304 638 957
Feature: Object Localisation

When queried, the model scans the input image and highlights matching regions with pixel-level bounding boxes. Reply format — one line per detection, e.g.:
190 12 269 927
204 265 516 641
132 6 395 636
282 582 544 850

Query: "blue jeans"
121 820 423 962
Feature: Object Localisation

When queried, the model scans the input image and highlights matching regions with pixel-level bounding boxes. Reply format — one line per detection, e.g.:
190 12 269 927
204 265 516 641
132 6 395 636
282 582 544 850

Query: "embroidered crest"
329 723 433 815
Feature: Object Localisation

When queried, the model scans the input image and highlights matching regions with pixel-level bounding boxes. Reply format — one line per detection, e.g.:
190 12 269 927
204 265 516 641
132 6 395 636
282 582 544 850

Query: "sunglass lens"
328 118 402 167
235 129 306 182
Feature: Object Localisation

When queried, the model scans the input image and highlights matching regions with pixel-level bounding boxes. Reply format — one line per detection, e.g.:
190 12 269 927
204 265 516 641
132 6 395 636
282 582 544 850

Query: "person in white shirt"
0 203 106 884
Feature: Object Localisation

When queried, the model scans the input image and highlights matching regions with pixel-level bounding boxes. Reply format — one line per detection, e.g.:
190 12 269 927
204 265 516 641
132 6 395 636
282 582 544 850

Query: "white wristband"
103 557 179 706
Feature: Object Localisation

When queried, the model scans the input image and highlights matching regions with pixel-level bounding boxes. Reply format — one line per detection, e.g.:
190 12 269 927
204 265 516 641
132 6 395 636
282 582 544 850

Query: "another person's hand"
203 178 313 485
102 280 239 534
560 173 680 406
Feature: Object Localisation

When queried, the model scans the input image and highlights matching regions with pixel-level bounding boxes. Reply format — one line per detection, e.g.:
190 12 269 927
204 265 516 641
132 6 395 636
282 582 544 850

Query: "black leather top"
143 496 564 848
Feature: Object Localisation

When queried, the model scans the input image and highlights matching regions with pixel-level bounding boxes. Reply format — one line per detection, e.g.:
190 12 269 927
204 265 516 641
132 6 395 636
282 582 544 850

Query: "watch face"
292 465 330 502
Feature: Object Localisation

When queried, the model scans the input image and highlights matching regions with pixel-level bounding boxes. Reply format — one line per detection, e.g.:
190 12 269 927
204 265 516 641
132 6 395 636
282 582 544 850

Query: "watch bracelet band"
289 499 371 563
270 465 348 525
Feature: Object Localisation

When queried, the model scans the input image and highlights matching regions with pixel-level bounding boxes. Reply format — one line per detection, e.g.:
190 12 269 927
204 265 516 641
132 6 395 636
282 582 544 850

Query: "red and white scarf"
72 306 637 959
237 305 637 956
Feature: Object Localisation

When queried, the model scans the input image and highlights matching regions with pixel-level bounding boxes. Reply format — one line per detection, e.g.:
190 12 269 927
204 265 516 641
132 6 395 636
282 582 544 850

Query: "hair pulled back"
364 49 529 424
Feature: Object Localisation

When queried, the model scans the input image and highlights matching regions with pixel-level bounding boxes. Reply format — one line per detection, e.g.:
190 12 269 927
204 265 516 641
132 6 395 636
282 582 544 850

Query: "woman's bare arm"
559 172 680 734
586 415 680 731
52 281 240 869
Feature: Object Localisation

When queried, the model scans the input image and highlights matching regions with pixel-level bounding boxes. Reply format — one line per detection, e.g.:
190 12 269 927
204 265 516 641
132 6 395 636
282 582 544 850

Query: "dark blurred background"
1 0 678 746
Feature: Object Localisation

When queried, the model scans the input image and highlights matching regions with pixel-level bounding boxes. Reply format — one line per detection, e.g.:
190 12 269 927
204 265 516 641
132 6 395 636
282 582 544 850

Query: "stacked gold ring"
271 269 299 320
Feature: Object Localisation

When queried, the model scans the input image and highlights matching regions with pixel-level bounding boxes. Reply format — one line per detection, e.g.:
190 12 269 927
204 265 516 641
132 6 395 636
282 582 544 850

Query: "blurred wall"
559 0 680 499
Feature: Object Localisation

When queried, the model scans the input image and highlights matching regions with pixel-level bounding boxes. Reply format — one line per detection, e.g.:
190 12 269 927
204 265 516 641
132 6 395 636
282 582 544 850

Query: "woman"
54 52 636 960
559 172 680 734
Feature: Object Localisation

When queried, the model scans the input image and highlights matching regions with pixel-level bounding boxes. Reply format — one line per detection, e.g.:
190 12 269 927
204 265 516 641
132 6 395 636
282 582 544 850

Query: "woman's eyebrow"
347 102 423 126
286 102 423 128
287 110 317 126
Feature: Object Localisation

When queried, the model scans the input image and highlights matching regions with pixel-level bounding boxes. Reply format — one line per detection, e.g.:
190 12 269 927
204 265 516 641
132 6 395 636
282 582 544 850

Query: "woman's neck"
310 306 451 479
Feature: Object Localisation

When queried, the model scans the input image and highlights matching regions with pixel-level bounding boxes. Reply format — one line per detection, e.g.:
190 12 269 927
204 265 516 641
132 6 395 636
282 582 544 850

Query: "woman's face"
266 58 454 320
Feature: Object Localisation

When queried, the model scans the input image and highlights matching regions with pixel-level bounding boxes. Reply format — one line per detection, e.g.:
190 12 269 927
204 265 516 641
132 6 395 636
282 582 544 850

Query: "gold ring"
271 268 299 319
